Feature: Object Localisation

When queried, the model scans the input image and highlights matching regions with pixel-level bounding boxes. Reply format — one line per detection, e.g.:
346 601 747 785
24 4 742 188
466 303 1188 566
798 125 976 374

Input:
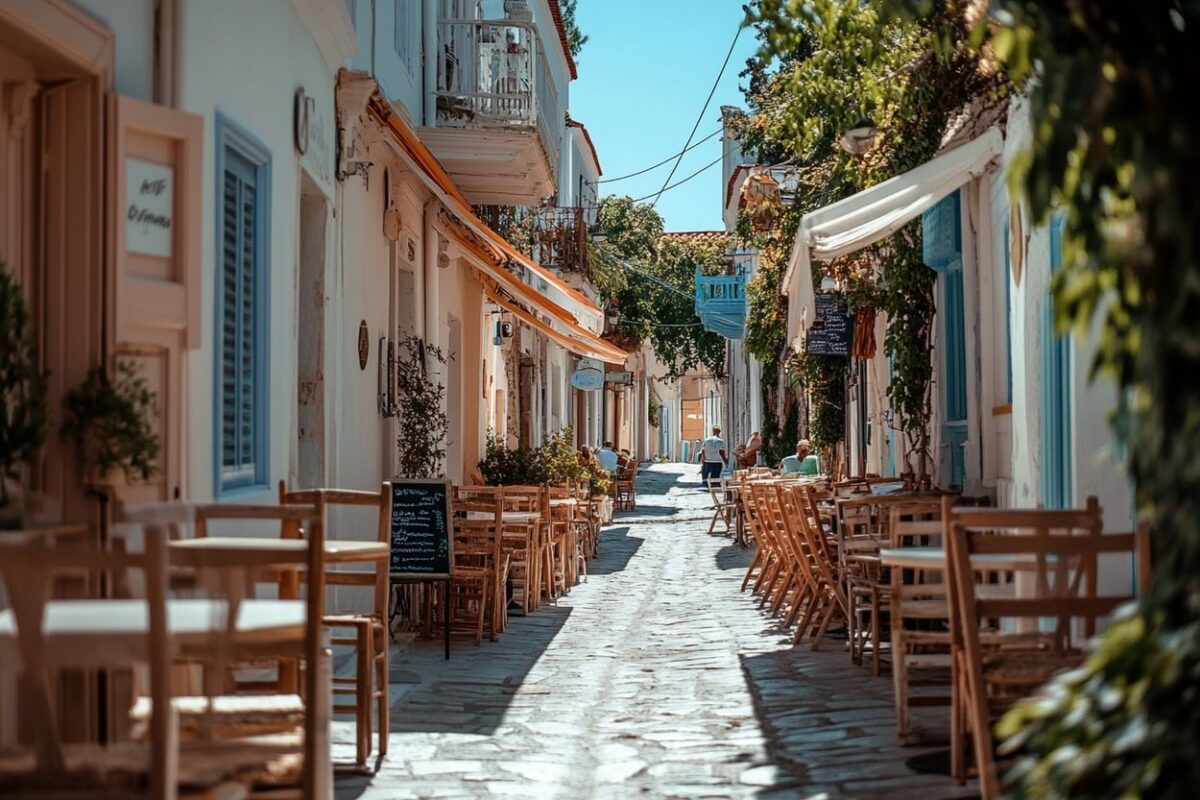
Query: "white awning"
783 126 1004 349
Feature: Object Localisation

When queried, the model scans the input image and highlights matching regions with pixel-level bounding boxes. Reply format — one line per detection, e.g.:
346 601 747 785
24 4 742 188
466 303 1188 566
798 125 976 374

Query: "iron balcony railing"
435 18 560 174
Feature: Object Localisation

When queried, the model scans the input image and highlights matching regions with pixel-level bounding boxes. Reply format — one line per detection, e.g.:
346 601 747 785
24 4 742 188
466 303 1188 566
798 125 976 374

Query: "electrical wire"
595 129 722 184
648 24 744 208
591 244 695 301
630 154 724 203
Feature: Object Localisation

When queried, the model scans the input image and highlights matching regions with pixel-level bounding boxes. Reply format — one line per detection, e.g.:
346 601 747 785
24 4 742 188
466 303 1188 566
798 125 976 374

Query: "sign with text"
125 157 174 258
605 371 634 386
805 293 853 357
388 479 453 579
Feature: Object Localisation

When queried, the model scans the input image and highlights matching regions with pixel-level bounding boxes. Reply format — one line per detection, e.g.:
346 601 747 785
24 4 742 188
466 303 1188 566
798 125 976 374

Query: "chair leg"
356 622 371 767
375 623 388 758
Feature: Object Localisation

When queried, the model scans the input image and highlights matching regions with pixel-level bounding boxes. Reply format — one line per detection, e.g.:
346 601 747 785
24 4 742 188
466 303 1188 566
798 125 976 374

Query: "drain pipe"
423 198 441 350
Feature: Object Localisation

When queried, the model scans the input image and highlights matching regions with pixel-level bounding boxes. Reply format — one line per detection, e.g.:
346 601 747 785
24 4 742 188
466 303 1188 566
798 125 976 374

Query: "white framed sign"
125 157 174 258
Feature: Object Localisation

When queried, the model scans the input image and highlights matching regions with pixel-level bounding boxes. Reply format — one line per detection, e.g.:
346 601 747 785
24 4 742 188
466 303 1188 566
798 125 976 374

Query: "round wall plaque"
357 321 370 370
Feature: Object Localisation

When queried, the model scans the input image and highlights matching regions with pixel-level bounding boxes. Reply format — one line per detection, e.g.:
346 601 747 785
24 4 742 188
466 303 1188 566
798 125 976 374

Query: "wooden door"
107 95 203 503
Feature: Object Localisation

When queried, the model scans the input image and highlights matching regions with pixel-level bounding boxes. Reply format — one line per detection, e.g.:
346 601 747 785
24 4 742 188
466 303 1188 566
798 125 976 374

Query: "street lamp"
839 117 876 157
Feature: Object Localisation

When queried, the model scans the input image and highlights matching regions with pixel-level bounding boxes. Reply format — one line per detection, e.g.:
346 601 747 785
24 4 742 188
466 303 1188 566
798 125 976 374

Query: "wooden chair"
128 501 331 798
792 484 849 649
0 504 332 798
706 475 737 537
942 497 1147 798
449 488 506 645
279 481 391 769
887 502 950 744
0 526 177 797
613 461 638 511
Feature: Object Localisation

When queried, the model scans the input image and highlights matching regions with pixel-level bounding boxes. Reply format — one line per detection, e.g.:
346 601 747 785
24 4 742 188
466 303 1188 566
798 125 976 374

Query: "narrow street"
335 464 974 799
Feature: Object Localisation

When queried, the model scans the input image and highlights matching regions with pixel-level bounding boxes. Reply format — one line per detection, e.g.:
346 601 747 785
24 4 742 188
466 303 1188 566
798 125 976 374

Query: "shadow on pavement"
379 605 574 739
587 525 644 575
739 649 981 799
715 542 752 572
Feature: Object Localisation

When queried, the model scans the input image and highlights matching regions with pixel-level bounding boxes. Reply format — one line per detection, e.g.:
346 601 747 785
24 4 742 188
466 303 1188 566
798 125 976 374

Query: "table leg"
443 579 451 661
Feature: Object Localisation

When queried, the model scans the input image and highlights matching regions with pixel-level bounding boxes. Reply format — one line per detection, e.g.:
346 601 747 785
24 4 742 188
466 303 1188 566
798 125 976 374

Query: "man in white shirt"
696 426 727 485
596 441 619 472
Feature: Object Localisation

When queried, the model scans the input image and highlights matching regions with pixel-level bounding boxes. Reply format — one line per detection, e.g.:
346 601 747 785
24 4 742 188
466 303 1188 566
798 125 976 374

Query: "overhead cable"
630 155 723 203
648 24 744 208
596 129 722 184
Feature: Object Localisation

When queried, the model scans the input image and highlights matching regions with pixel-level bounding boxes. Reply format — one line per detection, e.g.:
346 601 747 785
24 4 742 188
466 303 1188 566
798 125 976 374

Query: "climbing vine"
740 0 1008 479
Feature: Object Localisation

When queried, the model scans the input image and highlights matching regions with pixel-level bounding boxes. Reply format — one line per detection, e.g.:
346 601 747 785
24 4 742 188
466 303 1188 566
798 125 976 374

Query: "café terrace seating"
730 470 1150 799
0 468 606 796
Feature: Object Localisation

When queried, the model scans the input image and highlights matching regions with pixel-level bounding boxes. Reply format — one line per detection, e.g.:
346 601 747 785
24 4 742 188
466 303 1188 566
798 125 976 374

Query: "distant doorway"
296 181 327 489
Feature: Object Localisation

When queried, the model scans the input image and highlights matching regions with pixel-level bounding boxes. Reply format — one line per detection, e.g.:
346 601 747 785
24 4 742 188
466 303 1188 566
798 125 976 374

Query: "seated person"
737 431 762 469
596 441 619 472
780 439 821 476
617 448 632 469
579 445 594 466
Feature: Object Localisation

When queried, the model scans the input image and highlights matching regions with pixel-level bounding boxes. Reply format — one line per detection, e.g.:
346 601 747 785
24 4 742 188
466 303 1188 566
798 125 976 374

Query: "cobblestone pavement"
334 464 979 799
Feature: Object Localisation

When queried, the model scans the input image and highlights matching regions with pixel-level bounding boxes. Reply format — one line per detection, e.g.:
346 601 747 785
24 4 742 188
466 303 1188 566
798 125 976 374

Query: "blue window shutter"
943 269 967 422
1041 212 1072 507
922 190 962 272
219 143 264 490
1002 216 1013 403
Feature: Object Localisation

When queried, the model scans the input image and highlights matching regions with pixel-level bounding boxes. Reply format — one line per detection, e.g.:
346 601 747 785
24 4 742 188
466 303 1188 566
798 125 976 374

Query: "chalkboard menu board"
805 293 853 357
388 479 453 578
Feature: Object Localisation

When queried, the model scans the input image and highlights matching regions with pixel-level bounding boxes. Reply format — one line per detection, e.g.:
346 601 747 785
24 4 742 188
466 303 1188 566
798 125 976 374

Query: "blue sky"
569 2 759 233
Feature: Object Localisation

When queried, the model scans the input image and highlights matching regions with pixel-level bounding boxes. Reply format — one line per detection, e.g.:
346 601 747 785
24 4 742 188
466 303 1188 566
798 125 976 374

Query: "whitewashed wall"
176 0 340 503
70 0 154 100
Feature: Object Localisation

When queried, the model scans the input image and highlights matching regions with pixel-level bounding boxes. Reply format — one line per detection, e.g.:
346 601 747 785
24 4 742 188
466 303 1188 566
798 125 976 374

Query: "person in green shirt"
780 439 821 476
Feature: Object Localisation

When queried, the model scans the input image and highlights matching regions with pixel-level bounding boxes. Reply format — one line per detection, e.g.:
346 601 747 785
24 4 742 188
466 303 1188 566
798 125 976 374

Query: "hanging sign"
388 479 453 579
576 357 603 372
805 293 853 357
125 158 174 258
571 369 604 391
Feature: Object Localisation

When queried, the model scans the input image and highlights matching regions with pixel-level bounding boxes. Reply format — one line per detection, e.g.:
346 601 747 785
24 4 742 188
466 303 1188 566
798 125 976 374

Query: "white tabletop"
0 598 307 670
463 510 541 523
879 547 1053 570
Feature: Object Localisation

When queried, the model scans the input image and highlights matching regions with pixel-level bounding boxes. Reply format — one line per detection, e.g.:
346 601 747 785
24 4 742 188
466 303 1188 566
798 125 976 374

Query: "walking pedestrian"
696 426 727 487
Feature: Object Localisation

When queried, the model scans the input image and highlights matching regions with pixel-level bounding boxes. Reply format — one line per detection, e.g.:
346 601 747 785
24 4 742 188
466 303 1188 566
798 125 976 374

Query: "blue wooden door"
924 190 967 487
1041 213 1073 507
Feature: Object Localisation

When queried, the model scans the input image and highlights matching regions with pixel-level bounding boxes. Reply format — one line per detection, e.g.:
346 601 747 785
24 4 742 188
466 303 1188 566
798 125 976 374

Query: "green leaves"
60 362 159 483
593 197 728 381
0 263 49 504
394 335 449 479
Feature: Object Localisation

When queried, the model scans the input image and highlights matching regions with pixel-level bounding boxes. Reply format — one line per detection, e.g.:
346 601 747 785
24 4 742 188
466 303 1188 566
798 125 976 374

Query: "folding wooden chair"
706 475 737 537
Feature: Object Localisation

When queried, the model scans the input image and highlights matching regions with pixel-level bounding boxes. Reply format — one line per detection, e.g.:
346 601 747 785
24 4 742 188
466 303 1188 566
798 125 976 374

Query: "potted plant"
60 362 159 486
394 335 449 479
0 263 49 528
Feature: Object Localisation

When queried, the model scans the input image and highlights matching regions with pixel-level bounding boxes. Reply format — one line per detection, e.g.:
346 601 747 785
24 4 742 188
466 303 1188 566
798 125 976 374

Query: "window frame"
213 113 272 496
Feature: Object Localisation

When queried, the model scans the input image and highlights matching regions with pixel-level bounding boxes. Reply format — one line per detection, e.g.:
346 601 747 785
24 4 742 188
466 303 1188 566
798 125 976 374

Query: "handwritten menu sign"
125 158 174 258
805 293 853 357
389 480 453 578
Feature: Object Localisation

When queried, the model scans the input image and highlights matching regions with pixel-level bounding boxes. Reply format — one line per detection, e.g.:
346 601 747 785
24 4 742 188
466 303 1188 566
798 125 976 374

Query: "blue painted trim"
213 112 272 498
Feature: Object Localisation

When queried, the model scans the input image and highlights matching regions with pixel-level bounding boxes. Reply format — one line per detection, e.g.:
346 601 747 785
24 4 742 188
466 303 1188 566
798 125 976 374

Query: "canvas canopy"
782 126 1004 349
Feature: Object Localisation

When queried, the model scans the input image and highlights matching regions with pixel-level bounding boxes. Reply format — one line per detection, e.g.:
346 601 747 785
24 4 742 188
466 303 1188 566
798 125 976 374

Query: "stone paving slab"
334 464 979 799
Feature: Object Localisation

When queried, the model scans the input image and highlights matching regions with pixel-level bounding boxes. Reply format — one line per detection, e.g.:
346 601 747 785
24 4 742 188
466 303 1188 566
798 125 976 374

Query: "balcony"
422 19 561 206
475 204 588 274
694 269 747 340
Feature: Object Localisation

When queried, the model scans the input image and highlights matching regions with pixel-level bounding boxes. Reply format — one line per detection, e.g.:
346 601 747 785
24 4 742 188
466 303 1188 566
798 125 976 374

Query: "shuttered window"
1040 212 1073 508
216 118 270 493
